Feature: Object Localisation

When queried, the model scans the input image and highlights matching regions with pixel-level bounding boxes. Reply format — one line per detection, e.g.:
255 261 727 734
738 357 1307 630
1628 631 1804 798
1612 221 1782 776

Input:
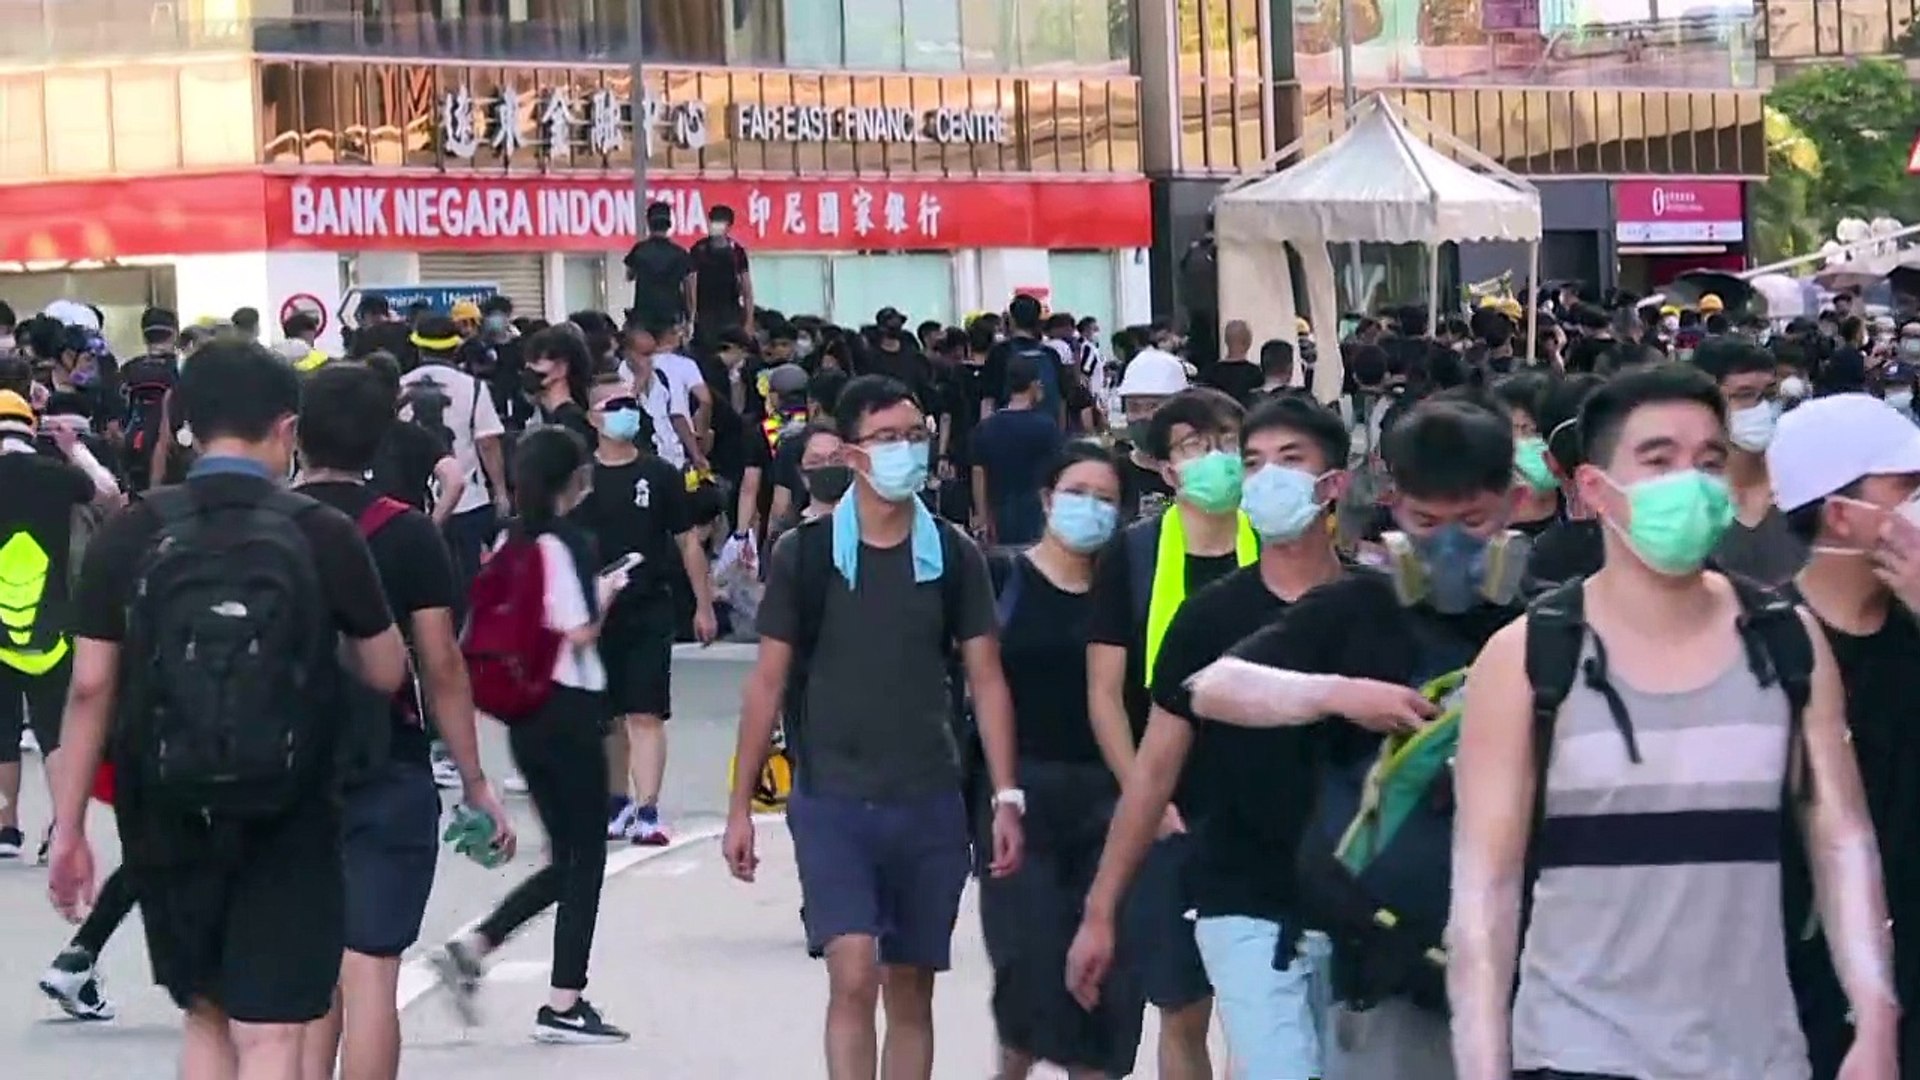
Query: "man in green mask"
1084 385 1253 1080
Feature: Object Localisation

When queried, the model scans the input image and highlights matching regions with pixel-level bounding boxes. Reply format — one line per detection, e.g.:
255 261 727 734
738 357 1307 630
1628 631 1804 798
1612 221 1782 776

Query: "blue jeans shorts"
1193 915 1331 1080
786 789 971 970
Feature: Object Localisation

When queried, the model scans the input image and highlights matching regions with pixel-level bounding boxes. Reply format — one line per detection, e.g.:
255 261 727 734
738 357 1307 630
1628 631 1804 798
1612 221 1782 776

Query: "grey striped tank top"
1511 636 1809 1080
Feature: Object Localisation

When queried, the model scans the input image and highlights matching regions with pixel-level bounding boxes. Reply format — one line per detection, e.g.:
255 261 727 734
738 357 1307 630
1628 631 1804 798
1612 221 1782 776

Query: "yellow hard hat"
1699 293 1724 313
1295 317 1311 335
450 300 483 323
0 390 34 428
1659 304 1681 317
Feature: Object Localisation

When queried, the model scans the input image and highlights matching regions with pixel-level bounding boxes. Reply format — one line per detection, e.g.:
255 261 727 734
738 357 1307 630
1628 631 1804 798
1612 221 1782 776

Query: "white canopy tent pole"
1527 239 1540 361
1427 244 1441 334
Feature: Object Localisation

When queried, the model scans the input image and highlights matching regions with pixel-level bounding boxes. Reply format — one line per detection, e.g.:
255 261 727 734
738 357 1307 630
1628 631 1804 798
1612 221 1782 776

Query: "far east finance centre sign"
729 104 1009 145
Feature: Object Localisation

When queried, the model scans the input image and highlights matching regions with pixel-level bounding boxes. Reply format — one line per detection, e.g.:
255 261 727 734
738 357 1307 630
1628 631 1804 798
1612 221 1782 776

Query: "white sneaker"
627 814 671 847
605 801 637 841
40 947 115 1021
429 744 462 790
19 729 39 756
503 774 529 796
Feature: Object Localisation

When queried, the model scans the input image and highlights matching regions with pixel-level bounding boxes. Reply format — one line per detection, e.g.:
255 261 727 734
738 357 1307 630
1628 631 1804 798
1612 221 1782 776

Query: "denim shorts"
786 789 971 970
1193 915 1330 1080
341 760 441 958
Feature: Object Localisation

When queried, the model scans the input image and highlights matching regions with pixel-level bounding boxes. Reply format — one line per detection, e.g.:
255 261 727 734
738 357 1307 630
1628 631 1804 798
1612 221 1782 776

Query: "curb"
395 814 778 1012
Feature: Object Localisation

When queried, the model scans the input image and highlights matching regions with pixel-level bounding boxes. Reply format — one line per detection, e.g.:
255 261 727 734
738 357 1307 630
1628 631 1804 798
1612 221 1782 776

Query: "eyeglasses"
855 427 932 447
1169 432 1236 461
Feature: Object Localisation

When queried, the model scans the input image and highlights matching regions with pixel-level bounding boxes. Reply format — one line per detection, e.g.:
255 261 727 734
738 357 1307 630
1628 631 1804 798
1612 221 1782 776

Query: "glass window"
903 0 964 70
646 0 726 63
830 254 952 327
960 0 1013 69
753 254 831 320
562 256 606 316
785 0 844 67
730 0 785 63
843 0 904 68
1048 252 1115 338
1019 0 1078 67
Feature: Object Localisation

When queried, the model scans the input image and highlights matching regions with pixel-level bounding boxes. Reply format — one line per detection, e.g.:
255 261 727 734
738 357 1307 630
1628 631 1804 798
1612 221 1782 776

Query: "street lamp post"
1338 0 1365 313
628 0 648 225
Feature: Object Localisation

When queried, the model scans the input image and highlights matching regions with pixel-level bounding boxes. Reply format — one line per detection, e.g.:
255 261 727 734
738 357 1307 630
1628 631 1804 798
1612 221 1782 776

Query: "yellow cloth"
1143 507 1258 688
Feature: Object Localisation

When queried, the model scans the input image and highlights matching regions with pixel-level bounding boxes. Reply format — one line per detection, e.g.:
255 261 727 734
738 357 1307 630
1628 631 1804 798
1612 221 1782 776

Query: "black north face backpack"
119 486 336 817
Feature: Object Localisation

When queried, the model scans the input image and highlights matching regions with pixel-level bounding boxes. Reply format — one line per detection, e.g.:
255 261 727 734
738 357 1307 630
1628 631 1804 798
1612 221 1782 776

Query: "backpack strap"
789 516 837 672
357 495 410 540
937 521 970 649
987 548 1025 628
1124 517 1159 635
1523 577 1588 807
1729 576 1816 801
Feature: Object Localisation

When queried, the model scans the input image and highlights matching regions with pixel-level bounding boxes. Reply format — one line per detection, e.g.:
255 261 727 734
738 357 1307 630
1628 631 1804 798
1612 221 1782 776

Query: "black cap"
140 306 179 332
412 315 460 350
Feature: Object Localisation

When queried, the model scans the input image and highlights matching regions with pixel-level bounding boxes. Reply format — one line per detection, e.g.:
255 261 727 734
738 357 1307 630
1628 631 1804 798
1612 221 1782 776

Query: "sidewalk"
396 827 1167 1079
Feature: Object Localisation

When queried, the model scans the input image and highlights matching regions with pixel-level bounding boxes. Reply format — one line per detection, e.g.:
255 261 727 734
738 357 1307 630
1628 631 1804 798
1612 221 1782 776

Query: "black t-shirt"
538 400 597 447
1150 565 1318 919
689 237 750 320
298 481 459 767
572 452 691 603
1201 359 1265 407
1117 453 1175 524
368 421 450 512
1523 518 1605 599
772 433 809 520
983 334 1063 420
999 556 1103 766
707 374 771 489
0 447 96 645
624 236 692 324
1088 518 1244 744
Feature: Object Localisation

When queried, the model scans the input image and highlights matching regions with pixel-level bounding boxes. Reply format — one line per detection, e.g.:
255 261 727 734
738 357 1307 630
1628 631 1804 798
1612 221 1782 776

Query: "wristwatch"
991 788 1027 815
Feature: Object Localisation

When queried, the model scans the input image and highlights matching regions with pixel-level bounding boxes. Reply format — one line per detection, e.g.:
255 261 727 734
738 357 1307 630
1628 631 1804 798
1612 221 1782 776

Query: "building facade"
1137 0 1768 314
0 0 1151 354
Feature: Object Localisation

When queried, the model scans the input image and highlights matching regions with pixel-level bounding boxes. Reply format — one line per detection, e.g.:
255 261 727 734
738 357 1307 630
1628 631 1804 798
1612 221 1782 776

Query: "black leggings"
475 686 609 991
73 865 137 957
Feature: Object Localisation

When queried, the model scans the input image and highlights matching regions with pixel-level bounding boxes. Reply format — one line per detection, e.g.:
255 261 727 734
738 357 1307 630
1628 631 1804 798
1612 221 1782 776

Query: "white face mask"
1900 339 1920 357
1728 401 1778 453
1780 376 1810 400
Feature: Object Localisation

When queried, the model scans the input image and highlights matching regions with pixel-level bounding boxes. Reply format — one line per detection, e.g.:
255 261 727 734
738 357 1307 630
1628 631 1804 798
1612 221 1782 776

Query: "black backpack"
118 486 337 817
118 356 175 491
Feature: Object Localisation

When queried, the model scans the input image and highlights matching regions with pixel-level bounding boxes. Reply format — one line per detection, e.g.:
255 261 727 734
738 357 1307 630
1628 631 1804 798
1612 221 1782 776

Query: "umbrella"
1665 270 1754 312
1813 249 1911 290
1746 273 1816 321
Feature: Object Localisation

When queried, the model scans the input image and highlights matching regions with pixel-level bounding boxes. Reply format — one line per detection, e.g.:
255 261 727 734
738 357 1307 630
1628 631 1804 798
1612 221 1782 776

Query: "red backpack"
460 531 561 723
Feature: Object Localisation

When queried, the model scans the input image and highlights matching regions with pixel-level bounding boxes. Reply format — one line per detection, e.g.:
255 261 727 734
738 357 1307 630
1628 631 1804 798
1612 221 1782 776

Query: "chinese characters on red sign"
266 175 1151 253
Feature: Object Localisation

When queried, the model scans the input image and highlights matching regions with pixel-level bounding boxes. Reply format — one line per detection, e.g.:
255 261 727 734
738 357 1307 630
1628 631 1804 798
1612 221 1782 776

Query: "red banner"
265 174 1151 253
0 172 271 263
1614 180 1745 245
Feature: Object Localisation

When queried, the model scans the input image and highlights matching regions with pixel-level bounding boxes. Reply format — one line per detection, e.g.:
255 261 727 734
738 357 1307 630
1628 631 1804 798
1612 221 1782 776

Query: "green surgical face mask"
1514 436 1557 494
1604 469 1734 576
1176 450 1245 515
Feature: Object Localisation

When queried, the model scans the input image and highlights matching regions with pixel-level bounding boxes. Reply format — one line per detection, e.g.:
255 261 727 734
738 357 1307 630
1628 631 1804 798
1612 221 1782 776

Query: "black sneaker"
39 946 114 1021
0 826 22 860
532 999 629 1044
35 827 50 865
429 939 484 1026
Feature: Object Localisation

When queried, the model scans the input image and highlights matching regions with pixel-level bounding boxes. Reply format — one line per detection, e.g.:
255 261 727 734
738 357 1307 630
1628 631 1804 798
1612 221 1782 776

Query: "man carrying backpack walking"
1449 366 1899 1080
47 341 409 1080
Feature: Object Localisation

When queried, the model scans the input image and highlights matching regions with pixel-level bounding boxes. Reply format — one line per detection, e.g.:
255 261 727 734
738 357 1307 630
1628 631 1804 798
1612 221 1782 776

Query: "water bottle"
444 804 508 868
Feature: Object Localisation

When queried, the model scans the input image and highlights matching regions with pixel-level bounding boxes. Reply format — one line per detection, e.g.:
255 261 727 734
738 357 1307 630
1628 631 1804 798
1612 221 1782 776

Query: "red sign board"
278 292 328 336
1614 180 1746 245
266 174 1151 253
0 171 1151 263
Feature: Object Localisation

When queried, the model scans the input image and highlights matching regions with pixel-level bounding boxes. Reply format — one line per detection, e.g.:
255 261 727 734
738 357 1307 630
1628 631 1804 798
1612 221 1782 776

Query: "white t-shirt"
536 533 606 691
618 359 690 469
654 351 705 416
398 363 503 515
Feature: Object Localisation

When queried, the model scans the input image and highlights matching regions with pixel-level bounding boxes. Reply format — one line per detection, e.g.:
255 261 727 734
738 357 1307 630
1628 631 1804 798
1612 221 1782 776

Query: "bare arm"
476 434 508 512
961 634 1018 795
1796 609 1901 1035
411 607 483 787
1084 707 1193 924
734 466 763 536
1086 642 1136 781
430 455 465 528
148 391 172 491
1447 617 1535 1080
50 638 118 840
739 270 755 329
729 638 792 815
345 626 409 696
678 531 714 609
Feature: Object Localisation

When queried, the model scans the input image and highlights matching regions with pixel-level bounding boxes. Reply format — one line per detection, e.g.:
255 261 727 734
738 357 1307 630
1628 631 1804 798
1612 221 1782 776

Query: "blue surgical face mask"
1241 464 1324 542
602 407 643 443
1410 523 1490 614
1049 492 1118 553
863 441 929 502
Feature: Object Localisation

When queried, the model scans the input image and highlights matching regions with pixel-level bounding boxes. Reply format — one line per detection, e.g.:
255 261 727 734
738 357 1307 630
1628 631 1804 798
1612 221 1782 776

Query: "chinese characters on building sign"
730 104 1008 144
437 85 708 161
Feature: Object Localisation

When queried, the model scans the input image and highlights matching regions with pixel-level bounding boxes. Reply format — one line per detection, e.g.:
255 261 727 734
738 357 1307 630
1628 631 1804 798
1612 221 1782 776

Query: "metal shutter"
417 253 546 315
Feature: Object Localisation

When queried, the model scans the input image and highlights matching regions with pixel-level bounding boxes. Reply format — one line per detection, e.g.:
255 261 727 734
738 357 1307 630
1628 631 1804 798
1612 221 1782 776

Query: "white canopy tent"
1214 93 1543 402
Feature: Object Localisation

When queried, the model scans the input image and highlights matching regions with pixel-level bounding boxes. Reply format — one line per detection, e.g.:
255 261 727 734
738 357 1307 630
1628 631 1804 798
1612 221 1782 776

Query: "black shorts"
125 798 345 1024
1120 832 1213 1010
342 760 441 958
603 598 675 719
0 654 70 763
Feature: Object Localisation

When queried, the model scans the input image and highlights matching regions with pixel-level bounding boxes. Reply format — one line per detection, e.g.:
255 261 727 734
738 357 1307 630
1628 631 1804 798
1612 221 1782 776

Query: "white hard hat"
1117 347 1189 397
41 299 101 333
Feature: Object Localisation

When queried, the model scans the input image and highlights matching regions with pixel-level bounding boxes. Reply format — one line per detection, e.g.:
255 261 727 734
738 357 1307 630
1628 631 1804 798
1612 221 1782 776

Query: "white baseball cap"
1116 346 1189 397
40 299 101 333
1768 393 1920 512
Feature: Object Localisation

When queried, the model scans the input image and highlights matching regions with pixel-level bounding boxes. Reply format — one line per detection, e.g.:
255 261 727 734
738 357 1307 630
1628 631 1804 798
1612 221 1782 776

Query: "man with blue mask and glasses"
577 374 715 848
727 374 1025 1080
1068 397 1352 1080
1450 364 1896 1080
1175 392 1531 1079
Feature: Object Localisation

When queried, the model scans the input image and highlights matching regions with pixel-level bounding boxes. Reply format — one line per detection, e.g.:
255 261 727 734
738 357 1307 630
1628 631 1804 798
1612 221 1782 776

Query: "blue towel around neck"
831 494 944 586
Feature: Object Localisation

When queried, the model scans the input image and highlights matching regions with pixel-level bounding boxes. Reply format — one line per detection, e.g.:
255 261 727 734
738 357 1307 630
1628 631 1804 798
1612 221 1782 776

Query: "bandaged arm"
1446 618 1535 1080
1796 609 1901 1030
67 442 120 501
1183 656 1345 727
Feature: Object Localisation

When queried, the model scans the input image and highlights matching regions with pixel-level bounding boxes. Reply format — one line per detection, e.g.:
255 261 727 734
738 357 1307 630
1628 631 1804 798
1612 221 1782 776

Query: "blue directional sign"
339 284 500 325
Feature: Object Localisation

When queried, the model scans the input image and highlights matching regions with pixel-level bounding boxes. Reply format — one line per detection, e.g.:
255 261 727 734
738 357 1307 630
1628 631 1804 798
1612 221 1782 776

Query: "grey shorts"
786 789 970 970
341 760 441 958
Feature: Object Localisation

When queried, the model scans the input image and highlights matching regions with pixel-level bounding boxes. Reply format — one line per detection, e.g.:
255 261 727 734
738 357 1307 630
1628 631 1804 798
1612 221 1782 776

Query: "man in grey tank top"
1449 365 1899 1080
